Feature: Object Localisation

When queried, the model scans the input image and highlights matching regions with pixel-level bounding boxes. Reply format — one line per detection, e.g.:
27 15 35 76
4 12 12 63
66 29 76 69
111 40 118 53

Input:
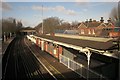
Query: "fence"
59 54 108 80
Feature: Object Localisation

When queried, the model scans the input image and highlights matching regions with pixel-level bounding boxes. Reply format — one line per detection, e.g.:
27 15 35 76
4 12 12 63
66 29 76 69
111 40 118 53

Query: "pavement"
2 38 14 54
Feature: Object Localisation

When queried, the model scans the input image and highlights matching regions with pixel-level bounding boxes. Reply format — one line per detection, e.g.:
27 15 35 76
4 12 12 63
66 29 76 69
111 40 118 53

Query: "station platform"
26 38 86 80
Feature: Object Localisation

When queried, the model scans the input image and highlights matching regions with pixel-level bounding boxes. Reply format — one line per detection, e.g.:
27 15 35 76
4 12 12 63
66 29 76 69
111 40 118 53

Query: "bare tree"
35 23 42 34
71 21 79 29
2 17 22 37
35 17 77 34
60 22 71 30
42 17 61 34
109 2 120 27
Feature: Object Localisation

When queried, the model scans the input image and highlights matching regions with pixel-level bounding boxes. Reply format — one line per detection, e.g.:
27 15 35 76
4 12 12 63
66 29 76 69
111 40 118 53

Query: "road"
2 35 85 80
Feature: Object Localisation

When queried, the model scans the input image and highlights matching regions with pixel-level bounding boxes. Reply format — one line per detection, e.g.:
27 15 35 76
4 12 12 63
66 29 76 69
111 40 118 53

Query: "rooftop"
36 34 115 50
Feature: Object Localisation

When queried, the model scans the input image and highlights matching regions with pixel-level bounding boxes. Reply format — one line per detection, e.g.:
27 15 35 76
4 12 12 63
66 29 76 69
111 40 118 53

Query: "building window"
81 29 84 34
92 29 95 34
88 29 91 34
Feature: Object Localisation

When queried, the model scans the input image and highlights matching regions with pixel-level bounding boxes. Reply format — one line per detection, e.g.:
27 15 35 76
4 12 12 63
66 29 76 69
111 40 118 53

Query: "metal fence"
59 54 108 80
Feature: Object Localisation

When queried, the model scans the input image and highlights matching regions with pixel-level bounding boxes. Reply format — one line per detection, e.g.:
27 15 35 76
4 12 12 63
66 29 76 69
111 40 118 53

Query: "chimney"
100 17 104 23
93 20 96 22
89 18 92 23
85 19 88 23
107 18 111 23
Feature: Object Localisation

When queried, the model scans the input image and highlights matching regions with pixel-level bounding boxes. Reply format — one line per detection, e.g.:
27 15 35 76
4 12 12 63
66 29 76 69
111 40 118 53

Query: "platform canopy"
20 27 36 32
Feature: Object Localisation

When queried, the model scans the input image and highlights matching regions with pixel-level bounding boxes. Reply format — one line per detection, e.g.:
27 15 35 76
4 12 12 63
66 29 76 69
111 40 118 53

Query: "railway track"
2 38 16 80
24 36 85 80
24 37 65 79
2 35 55 80
2 35 86 80
19 37 46 79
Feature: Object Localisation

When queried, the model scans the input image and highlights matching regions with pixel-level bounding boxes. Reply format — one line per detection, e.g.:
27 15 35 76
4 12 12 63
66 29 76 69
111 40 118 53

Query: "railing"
59 54 108 80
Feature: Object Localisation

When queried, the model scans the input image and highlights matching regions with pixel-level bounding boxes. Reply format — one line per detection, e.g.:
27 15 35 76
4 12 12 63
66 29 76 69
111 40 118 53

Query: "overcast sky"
1 0 119 27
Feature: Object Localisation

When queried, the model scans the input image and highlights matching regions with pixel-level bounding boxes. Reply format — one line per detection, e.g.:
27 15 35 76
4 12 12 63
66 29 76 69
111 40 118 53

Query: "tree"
109 2 120 27
71 21 79 29
60 22 71 30
43 17 61 34
16 20 23 31
35 17 75 34
35 23 42 34
2 17 23 36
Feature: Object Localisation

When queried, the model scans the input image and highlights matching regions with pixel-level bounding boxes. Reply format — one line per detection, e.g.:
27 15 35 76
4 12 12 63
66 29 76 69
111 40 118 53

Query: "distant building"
20 27 36 35
77 17 120 38
54 30 79 35
63 30 79 35
78 19 100 36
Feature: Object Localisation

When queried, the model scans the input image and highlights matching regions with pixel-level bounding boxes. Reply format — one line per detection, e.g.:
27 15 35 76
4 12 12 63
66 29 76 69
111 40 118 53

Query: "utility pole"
42 5 44 34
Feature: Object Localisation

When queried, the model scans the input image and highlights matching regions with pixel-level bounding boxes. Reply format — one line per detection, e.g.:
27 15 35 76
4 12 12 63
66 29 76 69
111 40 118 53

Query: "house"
78 18 101 36
109 27 120 38
77 17 119 37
